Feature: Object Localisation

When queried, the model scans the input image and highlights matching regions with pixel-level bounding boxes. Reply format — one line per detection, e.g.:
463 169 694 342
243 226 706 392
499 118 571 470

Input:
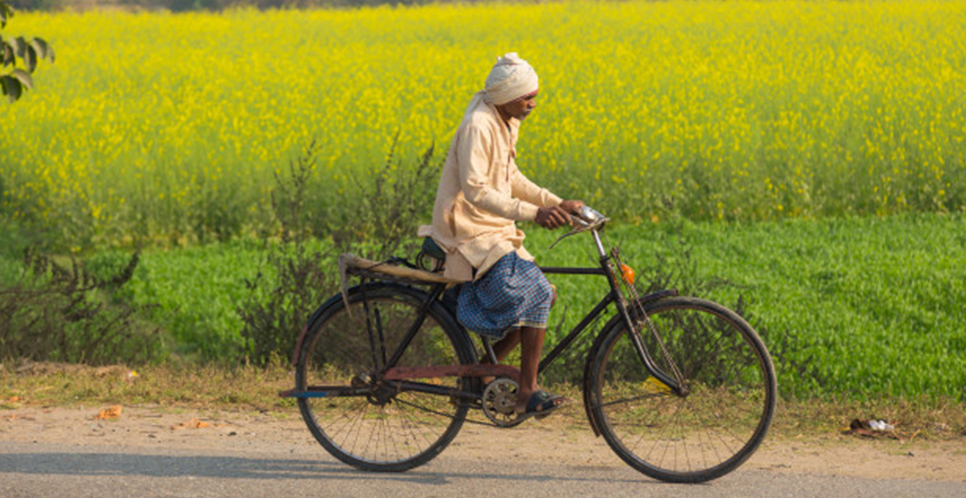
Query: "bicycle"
280 206 777 484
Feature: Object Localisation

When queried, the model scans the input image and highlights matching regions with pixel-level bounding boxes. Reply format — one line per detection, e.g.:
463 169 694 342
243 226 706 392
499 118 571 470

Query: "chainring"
481 377 525 428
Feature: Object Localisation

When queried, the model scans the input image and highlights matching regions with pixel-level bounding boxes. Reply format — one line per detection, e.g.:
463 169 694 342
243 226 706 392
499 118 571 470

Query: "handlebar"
549 205 609 249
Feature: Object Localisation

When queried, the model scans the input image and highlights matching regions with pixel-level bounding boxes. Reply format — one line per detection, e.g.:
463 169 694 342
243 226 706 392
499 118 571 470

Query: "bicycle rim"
297 284 471 472
590 296 776 483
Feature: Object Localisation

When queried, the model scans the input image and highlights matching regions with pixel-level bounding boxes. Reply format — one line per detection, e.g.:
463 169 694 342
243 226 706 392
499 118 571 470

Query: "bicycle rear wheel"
296 282 475 472
588 296 776 483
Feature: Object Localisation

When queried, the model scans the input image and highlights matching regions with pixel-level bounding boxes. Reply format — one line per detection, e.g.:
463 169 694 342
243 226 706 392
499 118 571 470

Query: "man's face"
503 90 539 121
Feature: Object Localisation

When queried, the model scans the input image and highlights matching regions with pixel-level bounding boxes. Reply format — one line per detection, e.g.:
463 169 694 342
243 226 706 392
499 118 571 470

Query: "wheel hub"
352 372 394 406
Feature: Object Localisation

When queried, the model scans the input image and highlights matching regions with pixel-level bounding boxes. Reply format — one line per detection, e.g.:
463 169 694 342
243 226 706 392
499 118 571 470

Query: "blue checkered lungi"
455 252 554 339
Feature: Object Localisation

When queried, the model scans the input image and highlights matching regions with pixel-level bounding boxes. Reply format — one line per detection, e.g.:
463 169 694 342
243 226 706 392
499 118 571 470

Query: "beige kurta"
418 92 562 282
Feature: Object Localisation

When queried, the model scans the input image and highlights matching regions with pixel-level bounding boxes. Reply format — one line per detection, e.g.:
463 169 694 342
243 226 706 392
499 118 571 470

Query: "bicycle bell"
550 205 609 249
573 205 608 228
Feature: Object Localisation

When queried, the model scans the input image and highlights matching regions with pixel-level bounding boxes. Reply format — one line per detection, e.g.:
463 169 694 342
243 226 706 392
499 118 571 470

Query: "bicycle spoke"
599 391 673 408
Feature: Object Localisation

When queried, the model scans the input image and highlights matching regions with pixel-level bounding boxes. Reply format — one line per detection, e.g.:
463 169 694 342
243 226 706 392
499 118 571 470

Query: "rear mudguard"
290 281 475 368
290 291 344 367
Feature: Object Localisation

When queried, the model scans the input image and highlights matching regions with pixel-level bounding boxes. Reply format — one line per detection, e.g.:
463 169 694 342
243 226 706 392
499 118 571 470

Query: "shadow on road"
0 448 651 486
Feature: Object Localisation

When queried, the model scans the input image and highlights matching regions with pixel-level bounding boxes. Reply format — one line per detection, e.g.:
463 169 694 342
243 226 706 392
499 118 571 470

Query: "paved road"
1 440 963 498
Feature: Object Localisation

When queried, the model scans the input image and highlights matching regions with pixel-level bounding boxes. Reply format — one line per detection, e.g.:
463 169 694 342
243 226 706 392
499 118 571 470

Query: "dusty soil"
1 404 964 482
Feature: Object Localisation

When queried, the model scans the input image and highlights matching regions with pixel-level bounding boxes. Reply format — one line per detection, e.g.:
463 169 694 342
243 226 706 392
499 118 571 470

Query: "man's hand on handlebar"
559 200 585 217
535 200 585 230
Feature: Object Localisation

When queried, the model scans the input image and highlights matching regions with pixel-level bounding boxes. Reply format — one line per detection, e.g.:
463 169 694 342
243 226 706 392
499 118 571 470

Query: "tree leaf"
0 3 11 30
2 41 13 67
10 68 32 90
1 75 23 102
12 36 25 59
30 38 53 63
23 44 36 73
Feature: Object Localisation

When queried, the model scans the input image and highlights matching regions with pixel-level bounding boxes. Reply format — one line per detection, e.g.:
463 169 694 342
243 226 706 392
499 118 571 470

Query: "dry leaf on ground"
171 418 209 430
94 406 123 420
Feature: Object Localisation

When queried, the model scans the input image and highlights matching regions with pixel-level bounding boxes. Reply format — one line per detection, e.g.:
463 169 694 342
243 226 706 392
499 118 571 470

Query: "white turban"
483 53 539 106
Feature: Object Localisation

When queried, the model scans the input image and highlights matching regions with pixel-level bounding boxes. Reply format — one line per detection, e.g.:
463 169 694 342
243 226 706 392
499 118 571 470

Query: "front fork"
613 291 688 397
592 231 686 396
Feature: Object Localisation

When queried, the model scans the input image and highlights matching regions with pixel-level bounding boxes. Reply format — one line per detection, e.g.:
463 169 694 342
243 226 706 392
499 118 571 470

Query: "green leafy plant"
238 141 335 366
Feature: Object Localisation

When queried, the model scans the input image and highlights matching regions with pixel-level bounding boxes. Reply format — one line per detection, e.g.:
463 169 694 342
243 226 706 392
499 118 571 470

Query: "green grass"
536 214 966 400
85 239 311 361
6 213 955 400
3 214 963 399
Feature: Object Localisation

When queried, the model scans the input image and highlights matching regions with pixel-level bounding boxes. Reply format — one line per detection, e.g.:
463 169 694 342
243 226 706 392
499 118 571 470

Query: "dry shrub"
0 249 164 365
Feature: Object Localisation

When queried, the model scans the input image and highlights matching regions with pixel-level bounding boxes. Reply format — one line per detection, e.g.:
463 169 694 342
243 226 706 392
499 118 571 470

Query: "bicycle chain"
391 390 509 428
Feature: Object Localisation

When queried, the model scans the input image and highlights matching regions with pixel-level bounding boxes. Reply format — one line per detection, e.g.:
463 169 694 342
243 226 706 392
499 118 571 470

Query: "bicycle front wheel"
588 296 776 483
296 282 475 472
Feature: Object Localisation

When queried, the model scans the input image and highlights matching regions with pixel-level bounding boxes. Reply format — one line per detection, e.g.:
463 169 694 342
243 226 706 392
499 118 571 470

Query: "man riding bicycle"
419 52 583 419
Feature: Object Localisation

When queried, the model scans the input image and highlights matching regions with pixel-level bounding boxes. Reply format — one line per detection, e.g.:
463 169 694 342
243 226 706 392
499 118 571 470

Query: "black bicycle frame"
534 265 610 373
370 237 684 396
381 282 448 372
540 256 684 396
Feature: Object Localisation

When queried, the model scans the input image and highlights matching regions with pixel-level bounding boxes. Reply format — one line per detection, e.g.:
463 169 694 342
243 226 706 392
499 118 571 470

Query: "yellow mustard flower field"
1 1 964 249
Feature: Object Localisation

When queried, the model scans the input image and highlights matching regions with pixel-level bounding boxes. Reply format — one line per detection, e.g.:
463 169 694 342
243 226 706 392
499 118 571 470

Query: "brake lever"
549 228 579 250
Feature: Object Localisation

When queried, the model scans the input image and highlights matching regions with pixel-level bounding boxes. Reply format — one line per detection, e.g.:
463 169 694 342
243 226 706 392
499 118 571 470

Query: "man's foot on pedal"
514 390 569 420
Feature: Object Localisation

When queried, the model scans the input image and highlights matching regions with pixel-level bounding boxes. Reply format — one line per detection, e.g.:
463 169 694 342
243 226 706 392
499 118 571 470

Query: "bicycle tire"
587 296 777 483
296 282 476 472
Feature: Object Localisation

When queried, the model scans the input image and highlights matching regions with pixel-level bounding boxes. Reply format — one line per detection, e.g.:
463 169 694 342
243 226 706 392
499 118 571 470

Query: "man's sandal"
516 390 568 420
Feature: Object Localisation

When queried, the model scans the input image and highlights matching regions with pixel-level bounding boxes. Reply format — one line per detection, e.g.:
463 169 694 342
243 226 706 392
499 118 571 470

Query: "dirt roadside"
1 404 964 482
